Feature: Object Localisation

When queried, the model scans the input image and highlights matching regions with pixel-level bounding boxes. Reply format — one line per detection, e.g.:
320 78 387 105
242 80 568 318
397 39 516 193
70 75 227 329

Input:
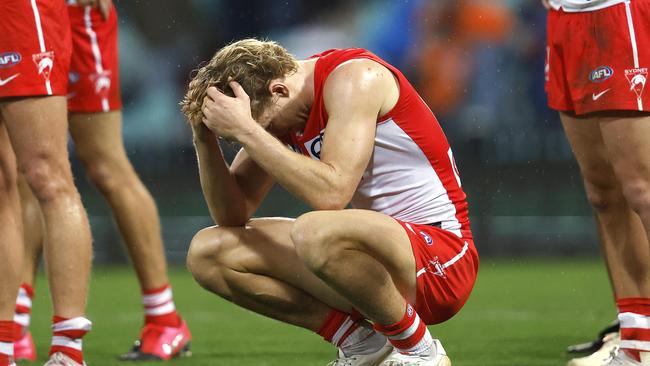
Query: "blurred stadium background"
76 0 596 263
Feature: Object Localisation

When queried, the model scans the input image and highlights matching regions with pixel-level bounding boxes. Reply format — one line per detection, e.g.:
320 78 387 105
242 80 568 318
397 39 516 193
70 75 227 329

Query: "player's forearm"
238 126 352 210
192 127 250 226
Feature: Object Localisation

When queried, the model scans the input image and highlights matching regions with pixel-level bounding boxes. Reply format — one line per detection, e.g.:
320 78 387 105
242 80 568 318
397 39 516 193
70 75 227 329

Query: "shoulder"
323 59 396 109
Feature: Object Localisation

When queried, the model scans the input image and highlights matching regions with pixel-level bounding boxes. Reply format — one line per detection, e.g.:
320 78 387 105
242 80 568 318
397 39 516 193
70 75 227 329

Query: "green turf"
21 258 614 366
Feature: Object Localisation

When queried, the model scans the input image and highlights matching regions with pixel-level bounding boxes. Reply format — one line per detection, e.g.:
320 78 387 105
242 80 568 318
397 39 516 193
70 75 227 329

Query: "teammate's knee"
85 160 130 195
583 180 625 212
20 158 74 203
620 179 650 216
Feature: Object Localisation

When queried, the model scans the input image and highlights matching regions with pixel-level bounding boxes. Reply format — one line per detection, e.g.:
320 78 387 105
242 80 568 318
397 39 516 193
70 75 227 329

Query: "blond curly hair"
180 38 299 125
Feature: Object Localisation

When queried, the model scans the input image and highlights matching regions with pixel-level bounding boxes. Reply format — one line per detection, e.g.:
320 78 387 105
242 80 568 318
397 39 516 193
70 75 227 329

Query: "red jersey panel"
0 0 71 97
546 1 650 114
67 4 122 112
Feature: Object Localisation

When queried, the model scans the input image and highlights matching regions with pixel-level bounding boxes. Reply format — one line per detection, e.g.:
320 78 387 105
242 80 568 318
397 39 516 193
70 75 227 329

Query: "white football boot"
328 341 394 366
568 333 620 366
43 352 86 366
601 349 649 366
380 339 451 366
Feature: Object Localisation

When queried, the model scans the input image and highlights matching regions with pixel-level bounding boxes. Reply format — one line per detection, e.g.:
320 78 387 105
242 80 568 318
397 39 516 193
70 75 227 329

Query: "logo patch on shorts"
625 68 648 100
589 66 613 83
32 51 55 82
0 52 21 68
419 231 433 246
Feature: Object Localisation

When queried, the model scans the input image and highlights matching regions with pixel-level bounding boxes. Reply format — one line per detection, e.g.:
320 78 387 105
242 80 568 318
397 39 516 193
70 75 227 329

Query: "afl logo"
590 66 613 83
0 52 21 68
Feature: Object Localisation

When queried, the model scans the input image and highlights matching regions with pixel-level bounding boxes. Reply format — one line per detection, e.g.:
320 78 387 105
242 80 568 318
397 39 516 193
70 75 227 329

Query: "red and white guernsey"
285 49 471 238
549 0 628 11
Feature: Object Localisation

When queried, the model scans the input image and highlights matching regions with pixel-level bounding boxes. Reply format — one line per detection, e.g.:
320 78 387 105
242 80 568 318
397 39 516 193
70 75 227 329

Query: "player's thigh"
293 209 416 300
191 217 351 311
0 97 70 175
599 112 650 201
560 112 620 196
0 122 17 190
68 111 129 168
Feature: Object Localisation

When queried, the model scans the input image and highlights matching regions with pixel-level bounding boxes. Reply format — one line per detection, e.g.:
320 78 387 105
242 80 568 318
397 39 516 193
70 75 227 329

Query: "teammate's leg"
598 112 650 363
1 97 92 365
0 123 23 366
69 111 169 292
13 175 42 361
187 218 391 362
561 112 650 298
68 110 191 360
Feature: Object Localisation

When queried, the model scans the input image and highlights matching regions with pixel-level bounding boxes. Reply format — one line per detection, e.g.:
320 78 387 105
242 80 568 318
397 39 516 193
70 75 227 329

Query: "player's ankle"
142 284 181 327
50 316 92 365
374 303 433 355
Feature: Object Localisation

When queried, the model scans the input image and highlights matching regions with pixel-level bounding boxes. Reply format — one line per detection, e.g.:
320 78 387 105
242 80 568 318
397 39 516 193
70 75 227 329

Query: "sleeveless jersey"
549 0 629 12
284 49 471 237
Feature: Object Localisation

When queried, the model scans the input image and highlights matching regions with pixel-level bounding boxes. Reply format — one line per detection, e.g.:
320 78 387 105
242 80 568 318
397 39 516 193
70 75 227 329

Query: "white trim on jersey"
83 6 110 112
29 0 52 94
624 1 644 111
549 0 628 12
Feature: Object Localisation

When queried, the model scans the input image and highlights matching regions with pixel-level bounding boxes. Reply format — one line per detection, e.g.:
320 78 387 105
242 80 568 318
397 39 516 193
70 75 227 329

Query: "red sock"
143 284 181 327
0 320 15 365
317 309 364 347
14 283 34 339
374 303 433 354
617 298 650 362
49 316 92 364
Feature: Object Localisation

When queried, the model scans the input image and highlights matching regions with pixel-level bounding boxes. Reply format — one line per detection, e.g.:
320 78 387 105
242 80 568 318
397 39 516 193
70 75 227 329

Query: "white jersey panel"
351 119 461 234
549 0 628 12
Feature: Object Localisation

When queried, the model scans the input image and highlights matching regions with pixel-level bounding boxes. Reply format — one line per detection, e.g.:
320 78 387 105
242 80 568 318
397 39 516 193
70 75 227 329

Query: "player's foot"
601 349 646 365
43 352 86 366
380 339 450 366
568 321 620 354
328 341 393 366
567 333 620 366
14 330 37 361
119 319 192 361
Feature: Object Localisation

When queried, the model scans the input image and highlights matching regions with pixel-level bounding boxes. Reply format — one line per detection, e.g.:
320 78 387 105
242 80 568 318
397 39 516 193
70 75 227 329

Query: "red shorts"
396 220 479 325
67 4 121 112
545 1 650 115
0 0 71 97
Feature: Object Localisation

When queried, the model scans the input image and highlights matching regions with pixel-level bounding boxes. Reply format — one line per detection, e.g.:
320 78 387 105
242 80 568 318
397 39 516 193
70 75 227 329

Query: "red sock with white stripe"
143 284 181 327
0 320 14 366
50 316 92 364
317 309 387 356
13 284 34 338
618 298 650 362
374 303 433 355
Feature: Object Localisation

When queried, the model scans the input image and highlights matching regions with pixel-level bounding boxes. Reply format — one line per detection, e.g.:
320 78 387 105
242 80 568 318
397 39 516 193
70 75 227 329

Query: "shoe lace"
326 354 361 366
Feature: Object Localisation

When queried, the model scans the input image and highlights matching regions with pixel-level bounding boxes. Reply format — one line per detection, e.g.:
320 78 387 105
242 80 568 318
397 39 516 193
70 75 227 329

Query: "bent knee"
583 179 626 212
292 212 344 273
186 226 241 289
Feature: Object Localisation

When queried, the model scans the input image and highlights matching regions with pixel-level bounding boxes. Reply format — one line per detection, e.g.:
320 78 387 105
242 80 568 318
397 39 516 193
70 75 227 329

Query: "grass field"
21 258 614 366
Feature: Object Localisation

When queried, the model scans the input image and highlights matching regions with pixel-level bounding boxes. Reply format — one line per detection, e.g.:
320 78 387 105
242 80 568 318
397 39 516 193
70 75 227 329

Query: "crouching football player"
181 39 479 366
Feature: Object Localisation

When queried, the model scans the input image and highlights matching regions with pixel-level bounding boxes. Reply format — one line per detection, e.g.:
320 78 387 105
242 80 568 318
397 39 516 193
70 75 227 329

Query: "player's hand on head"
201 81 256 141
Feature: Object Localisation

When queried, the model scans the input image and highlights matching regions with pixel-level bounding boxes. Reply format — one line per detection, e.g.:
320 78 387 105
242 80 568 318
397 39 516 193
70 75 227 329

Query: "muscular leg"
292 209 417 325
1 96 92 318
560 112 650 298
597 112 650 290
0 123 23 320
187 218 352 331
69 111 168 290
18 174 44 287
